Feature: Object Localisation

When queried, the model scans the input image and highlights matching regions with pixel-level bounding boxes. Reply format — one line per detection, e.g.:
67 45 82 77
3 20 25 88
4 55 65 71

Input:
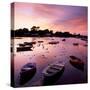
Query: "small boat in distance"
24 42 36 45
84 44 88 47
15 37 22 39
48 41 59 44
31 41 36 44
18 44 25 47
17 46 32 52
19 63 36 85
69 56 84 71
81 38 87 41
42 62 65 85
11 47 13 52
73 43 79 46
62 39 66 41
38 41 44 43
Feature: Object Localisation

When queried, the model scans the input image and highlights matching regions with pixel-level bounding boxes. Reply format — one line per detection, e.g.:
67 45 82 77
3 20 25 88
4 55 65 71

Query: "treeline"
11 26 87 39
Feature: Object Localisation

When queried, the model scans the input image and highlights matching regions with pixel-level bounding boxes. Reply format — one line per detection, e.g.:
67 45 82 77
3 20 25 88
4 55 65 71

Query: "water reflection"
12 37 87 87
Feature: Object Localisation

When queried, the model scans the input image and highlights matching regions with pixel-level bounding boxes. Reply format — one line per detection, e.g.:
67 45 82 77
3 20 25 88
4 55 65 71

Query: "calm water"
12 37 87 87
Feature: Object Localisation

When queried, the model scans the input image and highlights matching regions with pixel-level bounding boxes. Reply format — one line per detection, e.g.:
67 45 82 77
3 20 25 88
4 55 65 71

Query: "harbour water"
11 37 87 87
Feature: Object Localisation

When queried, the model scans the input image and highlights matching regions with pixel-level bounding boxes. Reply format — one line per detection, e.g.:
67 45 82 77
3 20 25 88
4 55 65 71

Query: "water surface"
12 37 87 87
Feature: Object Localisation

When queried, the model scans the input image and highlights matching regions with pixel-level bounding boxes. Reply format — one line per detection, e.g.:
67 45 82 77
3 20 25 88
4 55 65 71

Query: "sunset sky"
13 2 88 35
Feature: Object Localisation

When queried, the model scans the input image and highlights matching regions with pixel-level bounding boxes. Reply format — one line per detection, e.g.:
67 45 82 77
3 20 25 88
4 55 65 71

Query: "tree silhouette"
31 26 37 31
31 26 40 31
23 28 29 32
11 26 87 40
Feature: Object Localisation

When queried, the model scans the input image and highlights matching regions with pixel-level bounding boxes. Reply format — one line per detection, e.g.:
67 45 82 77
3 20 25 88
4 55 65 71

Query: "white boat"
42 62 65 85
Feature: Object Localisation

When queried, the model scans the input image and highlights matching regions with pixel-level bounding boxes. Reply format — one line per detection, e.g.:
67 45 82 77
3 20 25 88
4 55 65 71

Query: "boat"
17 46 32 52
19 63 36 85
18 44 25 47
11 47 13 52
24 42 33 46
38 41 44 43
48 41 59 44
42 62 65 85
31 41 36 44
62 39 66 41
15 37 22 39
24 42 36 45
81 38 87 41
73 43 79 46
84 44 88 47
69 56 84 71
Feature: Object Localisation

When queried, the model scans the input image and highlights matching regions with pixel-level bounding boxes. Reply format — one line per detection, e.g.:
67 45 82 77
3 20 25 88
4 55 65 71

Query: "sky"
12 2 88 35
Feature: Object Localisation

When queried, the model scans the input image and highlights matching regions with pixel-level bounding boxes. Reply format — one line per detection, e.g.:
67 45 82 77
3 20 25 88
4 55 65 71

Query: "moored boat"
81 38 87 41
62 39 66 41
38 41 44 43
19 63 36 85
17 46 32 52
24 42 33 45
24 42 36 46
69 56 84 71
48 41 59 44
11 47 13 52
42 62 65 85
84 44 88 47
15 37 22 39
18 44 25 47
73 43 79 46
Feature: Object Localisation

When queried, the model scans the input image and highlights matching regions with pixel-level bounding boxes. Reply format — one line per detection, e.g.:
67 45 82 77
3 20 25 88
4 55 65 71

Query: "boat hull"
17 46 32 52
43 67 64 85
19 63 36 85
42 63 65 85
70 56 84 71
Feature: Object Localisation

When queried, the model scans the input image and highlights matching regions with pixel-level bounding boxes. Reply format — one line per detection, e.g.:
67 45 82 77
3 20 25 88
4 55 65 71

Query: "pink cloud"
13 2 87 35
